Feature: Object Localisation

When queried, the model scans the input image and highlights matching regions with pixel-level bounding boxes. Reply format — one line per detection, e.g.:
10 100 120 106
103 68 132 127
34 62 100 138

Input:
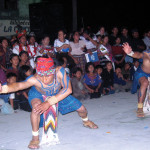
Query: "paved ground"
0 92 150 150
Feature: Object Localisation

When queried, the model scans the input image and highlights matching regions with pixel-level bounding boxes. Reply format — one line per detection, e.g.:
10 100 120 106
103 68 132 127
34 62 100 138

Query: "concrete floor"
0 92 150 150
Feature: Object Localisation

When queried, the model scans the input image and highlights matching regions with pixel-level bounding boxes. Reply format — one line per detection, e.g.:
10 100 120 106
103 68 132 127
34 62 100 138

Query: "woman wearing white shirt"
70 31 87 74
54 29 76 75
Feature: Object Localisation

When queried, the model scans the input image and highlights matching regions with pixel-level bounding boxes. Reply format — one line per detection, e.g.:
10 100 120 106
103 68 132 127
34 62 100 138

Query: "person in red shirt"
111 36 126 68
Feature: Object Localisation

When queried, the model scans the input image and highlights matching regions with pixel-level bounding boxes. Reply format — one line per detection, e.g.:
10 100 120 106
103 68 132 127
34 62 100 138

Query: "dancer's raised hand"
122 42 132 54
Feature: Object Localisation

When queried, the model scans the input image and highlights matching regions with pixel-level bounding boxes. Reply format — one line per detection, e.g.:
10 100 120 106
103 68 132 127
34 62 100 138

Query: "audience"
0 25 147 113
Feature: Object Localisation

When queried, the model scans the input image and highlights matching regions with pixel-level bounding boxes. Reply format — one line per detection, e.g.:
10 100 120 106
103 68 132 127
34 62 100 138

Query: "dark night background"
30 0 150 41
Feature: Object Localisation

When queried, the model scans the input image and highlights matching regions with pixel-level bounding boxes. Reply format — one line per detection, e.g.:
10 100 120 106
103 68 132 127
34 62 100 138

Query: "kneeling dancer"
0 57 98 149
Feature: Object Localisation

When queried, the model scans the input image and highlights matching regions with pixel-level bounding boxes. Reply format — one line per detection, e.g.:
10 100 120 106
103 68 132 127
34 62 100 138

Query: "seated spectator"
6 53 19 80
71 67 89 100
101 61 115 95
0 67 6 84
36 35 55 58
54 29 75 74
18 65 32 112
114 67 131 92
109 26 119 46
111 36 125 68
130 59 140 81
95 65 103 80
0 37 12 71
131 28 146 53
69 31 87 74
83 62 102 99
122 62 131 81
0 72 17 114
57 56 70 76
19 51 30 68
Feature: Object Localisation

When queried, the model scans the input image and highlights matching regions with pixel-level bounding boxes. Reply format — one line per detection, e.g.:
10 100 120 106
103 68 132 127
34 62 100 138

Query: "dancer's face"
39 74 54 85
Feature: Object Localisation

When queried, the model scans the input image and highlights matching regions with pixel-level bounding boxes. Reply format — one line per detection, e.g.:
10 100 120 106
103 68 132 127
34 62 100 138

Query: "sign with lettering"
0 19 30 37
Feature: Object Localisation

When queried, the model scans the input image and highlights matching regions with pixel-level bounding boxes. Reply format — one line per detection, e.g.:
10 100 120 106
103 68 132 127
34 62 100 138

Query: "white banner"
0 19 30 37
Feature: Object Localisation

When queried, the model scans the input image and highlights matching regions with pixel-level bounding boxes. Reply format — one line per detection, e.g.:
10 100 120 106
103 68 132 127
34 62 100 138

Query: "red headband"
36 57 55 76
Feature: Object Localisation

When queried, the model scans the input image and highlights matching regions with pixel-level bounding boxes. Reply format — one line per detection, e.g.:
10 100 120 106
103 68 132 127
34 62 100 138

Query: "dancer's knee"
77 105 87 113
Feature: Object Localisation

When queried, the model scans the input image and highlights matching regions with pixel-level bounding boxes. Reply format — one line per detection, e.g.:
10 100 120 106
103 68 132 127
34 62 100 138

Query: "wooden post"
72 0 77 31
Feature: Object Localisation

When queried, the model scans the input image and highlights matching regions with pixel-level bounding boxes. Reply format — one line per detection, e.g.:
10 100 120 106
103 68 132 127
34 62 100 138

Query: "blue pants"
131 66 150 94
28 86 82 127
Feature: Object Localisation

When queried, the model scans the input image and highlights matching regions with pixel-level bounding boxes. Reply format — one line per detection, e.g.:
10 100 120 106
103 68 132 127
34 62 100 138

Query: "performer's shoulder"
56 66 66 77
25 75 37 83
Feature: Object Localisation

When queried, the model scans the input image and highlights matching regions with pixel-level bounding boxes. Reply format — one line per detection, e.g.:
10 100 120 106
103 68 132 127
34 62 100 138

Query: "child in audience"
71 67 89 100
18 65 32 112
83 62 102 99
95 65 103 79
19 51 30 68
130 59 140 81
114 67 131 92
6 53 19 79
101 61 115 95
0 72 17 114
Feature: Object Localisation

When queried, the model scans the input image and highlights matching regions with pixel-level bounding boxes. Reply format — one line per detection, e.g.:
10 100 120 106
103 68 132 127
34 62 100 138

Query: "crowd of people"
0 25 150 114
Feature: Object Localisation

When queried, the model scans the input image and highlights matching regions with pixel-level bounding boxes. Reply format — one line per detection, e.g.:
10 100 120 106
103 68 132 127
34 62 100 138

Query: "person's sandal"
83 120 98 129
28 140 40 149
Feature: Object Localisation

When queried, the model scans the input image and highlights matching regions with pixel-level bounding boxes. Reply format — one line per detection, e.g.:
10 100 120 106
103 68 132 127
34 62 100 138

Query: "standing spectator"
120 27 133 63
109 26 119 46
69 31 87 74
111 36 125 68
120 26 132 45
27 34 38 69
131 28 146 52
96 26 107 36
143 29 150 50
83 62 102 99
0 38 12 71
54 29 75 74
36 35 55 58
80 29 98 52
13 32 28 55
101 61 115 95
98 35 114 68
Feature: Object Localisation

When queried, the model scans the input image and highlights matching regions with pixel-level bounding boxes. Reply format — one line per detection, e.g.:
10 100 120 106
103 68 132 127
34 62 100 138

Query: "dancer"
0 57 98 149
123 42 149 118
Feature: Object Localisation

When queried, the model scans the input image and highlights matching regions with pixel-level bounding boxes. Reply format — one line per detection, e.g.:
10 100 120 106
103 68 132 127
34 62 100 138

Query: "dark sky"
35 0 150 37
76 1 150 34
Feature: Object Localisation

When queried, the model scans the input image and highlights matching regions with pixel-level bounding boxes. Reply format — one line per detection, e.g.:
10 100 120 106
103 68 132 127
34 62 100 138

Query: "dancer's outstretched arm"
0 76 36 94
123 42 143 59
